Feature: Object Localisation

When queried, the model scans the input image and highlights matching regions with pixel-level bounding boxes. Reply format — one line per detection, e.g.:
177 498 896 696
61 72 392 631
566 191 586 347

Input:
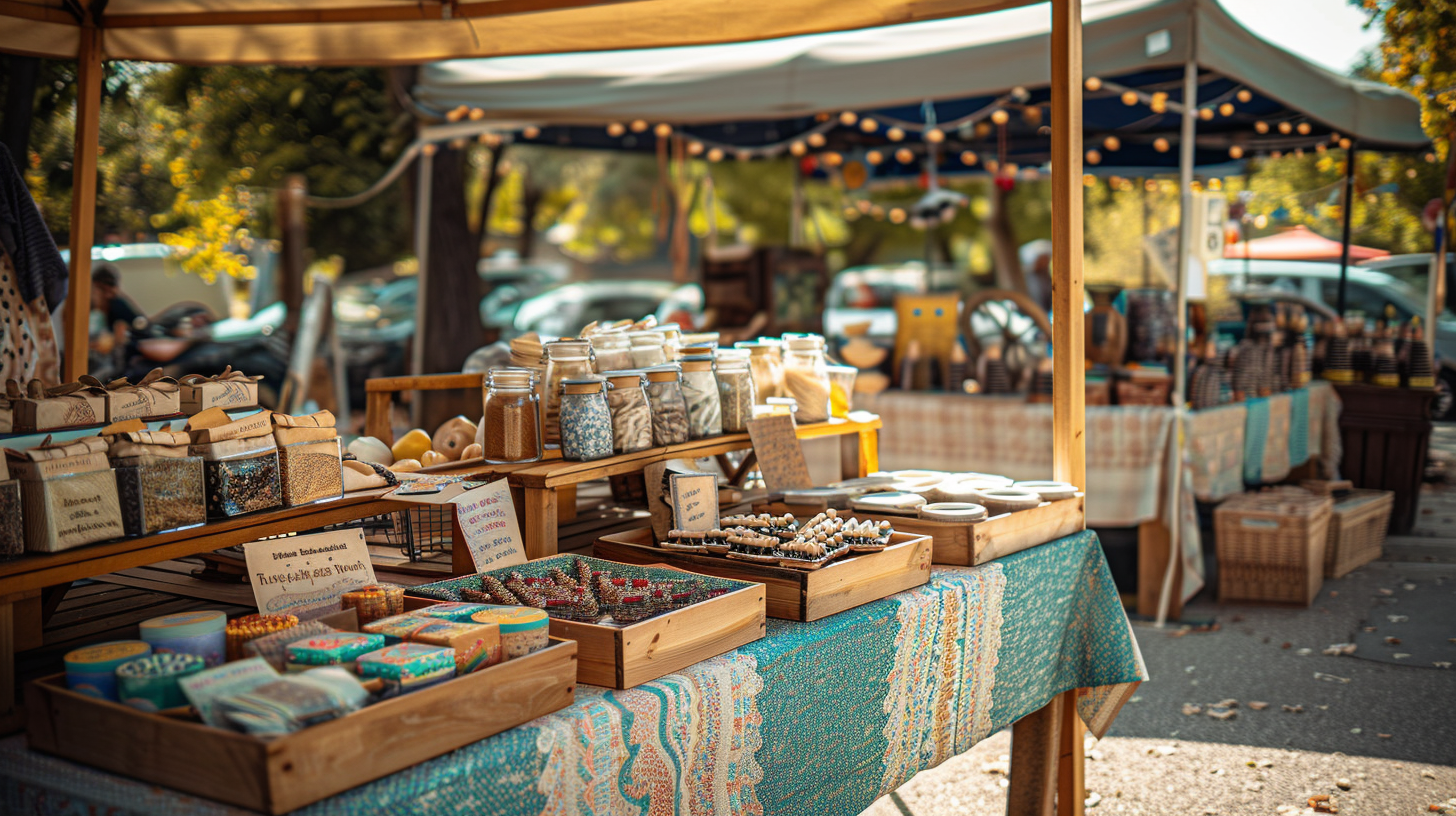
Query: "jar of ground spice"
482 368 543 464
714 348 756 432
644 364 689 446
558 378 614 462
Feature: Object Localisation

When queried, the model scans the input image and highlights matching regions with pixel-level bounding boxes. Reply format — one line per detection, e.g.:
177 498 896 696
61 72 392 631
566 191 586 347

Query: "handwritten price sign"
453 479 527 572
243 529 377 620
669 472 720 532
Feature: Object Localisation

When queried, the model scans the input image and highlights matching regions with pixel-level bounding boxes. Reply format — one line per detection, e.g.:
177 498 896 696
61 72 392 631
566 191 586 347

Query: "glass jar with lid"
782 334 830 422
826 364 857 419
736 341 785 400
679 354 722 439
542 339 594 446
714 348 756 433
654 324 683 360
558 378 614 461
481 368 543 464
643 364 689 446
603 370 653 454
679 331 721 351
588 329 634 374
628 331 668 368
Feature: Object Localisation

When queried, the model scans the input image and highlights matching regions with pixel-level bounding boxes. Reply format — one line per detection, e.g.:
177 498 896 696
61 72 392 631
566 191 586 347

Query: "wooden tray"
26 638 578 815
754 494 1084 566
593 528 931 621
404 555 766 689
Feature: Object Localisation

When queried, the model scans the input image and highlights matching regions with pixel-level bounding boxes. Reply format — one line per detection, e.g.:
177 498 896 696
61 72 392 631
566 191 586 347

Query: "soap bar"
139 609 226 667
414 602 492 622
242 621 337 671
285 632 385 671
406 621 501 674
360 614 438 643
470 606 550 660
356 643 456 691
64 640 152 701
116 652 206 711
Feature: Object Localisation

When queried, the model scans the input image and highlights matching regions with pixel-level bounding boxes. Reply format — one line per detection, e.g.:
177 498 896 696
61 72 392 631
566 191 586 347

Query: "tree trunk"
519 177 541 261
989 183 1029 295
418 143 485 432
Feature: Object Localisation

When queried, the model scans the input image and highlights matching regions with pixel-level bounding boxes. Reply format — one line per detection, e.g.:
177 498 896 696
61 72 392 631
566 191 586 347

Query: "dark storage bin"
1333 383 1433 534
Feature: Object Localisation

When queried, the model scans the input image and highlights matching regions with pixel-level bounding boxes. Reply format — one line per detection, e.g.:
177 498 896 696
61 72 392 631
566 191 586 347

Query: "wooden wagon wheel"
960 288 1054 362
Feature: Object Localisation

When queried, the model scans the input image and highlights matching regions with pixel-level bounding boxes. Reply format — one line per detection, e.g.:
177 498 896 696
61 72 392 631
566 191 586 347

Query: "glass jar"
558 378 614 462
543 340 594 446
679 331 721 351
737 341 785 400
628 331 668 368
644 364 689 446
589 330 634 374
782 335 830 422
655 324 683 361
604 370 653 454
827 364 857 419
679 354 722 439
482 368 543 464
714 348 756 433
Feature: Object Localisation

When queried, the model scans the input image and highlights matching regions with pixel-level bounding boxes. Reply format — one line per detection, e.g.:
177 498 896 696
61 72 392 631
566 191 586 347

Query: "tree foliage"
1354 0 1456 147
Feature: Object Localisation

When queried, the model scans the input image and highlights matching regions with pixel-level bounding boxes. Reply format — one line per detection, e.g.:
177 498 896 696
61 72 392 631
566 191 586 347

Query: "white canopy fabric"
0 0 1037 66
417 0 1427 150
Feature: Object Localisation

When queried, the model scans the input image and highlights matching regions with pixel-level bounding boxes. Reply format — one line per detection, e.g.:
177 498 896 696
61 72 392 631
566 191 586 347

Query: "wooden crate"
25 638 578 814
593 528 931 621
754 495 1084 567
1214 488 1332 605
405 556 766 688
1324 489 1393 579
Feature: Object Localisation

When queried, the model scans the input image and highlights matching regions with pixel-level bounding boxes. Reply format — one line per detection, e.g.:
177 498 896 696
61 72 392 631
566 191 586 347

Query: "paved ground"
861 424 1456 816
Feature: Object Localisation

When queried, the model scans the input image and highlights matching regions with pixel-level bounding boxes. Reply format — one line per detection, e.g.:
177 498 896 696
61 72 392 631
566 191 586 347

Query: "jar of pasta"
737 340 785 400
782 335 830 422
604 370 653 454
679 354 722 438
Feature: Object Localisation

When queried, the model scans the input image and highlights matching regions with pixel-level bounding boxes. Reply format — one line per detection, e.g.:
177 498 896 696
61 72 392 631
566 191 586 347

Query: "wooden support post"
0 599 17 733
364 391 395 445
1057 689 1086 815
1138 519 1184 620
522 486 558 560
557 485 577 523
61 26 103 383
1008 693 1062 816
1050 0 1086 493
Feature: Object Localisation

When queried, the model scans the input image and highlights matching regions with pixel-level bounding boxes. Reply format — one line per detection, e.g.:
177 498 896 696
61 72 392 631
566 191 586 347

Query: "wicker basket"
1215 488 1333 605
1323 489 1393 578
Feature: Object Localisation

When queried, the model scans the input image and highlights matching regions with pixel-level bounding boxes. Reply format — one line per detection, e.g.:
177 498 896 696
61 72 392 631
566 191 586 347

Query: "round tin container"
116 652 206 711
139 609 227 667
64 640 153 701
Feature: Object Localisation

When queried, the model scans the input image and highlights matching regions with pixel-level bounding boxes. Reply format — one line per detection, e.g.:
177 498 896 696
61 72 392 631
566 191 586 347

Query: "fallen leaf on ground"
1378 733 1392 739
1362 626 1377 632
1403 583 1416 590
1385 636 1402 645
1282 642 1293 649
1168 629 1189 638
1182 703 1202 716
1248 701 1270 710
1423 770 1438 779
1388 614 1409 623
1206 706 1237 721
1297 648 1314 656
1283 704 1305 713
1216 698 1239 708
1314 672 1351 683
1350 727 1362 734
1322 643 1356 656
1379 588 1394 596
1393 653 1411 660
1244 782 1263 792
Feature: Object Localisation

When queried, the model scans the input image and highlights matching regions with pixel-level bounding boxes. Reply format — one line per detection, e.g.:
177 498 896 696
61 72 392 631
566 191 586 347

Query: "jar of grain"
558 378 614 462
713 348 756 433
628 331 668 368
542 340 594 446
604 370 653 454
482 368 543 464
588 329 634 374
679 354 723 439
783 334 831 422
736 341 785 400
644 364 690 446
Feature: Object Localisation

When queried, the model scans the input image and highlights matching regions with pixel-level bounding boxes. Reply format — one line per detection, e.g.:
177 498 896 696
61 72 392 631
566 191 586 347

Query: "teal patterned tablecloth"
1 531 1144 816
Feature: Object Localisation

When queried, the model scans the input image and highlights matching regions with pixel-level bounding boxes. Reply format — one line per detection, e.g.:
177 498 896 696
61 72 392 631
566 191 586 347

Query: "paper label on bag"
452 479 526 571
244 529 377 620
669 471 719 532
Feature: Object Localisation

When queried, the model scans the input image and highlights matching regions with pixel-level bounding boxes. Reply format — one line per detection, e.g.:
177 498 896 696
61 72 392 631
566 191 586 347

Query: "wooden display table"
502 415 881 560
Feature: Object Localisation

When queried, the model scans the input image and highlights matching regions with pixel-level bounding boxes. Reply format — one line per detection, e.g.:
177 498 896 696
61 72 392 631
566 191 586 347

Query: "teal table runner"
1 531 1144 816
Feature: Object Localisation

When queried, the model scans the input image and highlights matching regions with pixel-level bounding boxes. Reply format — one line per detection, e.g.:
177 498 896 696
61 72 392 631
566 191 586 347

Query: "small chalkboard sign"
669 472 720 532
747 413 813 492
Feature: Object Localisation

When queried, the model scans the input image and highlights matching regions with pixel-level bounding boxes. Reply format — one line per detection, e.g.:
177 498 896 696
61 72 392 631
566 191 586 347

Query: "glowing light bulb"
630 119 648 132
925 128 945 144
1085 77 1103 92
522 126 540 139
895 147 915 164
654 123 672 137
1296 122 1311 135
1219 102 1234 117
1254 121 1269 134
1236 89 1253 103
1121 91 1139 106
960 150 979 166
789 141 807 156
687 141 705 156
1278 121 1293 134
1229 145 1244 159
707 147 725 162
1339 138 1352 149
807 132 826 148
823 151 843 167
889 208 907 224
866 150 884 165
887 127 905 142
1198 108 1214 121
860 118 878 133
607 122 626 137
1086 149 1102 165
991 109 1010 126
839 111 858 126
1103 135 1121 151
1153 138 1170 153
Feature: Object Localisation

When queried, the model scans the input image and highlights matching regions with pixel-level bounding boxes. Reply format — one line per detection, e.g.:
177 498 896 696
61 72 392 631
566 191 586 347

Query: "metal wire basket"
377 506 454 562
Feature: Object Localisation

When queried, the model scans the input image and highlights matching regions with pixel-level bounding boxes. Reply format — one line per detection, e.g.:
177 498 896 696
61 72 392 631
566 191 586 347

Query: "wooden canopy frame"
4 0 1088 811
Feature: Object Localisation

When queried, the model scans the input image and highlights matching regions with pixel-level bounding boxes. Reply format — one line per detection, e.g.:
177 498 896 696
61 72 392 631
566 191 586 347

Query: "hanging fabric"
0 143 64 384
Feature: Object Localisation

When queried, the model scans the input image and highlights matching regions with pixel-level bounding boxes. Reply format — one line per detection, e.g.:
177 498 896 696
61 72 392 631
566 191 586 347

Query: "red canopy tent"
1223 225 1389 262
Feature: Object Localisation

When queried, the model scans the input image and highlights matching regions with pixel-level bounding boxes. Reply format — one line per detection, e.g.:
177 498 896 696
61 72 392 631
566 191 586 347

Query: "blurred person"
90 262 147 373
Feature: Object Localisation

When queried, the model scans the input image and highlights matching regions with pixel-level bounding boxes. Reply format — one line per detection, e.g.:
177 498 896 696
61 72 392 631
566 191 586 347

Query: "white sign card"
244 529 377 620
669 472 720 532
451 479 527 572
387 476 479 504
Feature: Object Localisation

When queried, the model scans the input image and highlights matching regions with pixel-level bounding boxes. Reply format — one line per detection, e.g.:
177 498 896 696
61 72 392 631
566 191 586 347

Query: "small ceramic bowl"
918 502 989 522
1013 481 1079 502
851 491 928 515
951 472 1014 487
977 488 1044 516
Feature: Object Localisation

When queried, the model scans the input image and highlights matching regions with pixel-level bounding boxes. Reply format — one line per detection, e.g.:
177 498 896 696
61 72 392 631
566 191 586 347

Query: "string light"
736 150 752 161
654 123 672 137
1085 77 1103 91
860 118 879 133
1339 138 1352 149
1278 121 1293 134
1145 179 1158 192
421 143 438 156
790 141 808 156
889 208 907 224
887 127 906 141
688 141 705 156
522 126 540 139
807 132 827 148
1330 132 1342 143
895 147 915 164
823 151 843 167
1427 152 1438 163
607 122 626 137
1236 89 1253 103
1229 145 1244 159
1254 121 1269 134
447 106 467 122
870 205 885 219
1121 91 1139 106
1003 162 1019 175
1198 108 1214 121
1218 102 1234 117
1150 93 1167 114
1086 149 1102 165
866 150 884 165
839 111 858 126
1083 174 1097 187
991 109 1010 125
1153 138 1170 153
974 121 993 139
857 198 873 213
960 150 979 166
925 128 945 143
1271 150 1282 159
1316 143 1327 154
469 109 485 121
1103 135 1121 151
707 147 725 162
1296 122 1311 135
630 120 648 132
984 159 999 173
